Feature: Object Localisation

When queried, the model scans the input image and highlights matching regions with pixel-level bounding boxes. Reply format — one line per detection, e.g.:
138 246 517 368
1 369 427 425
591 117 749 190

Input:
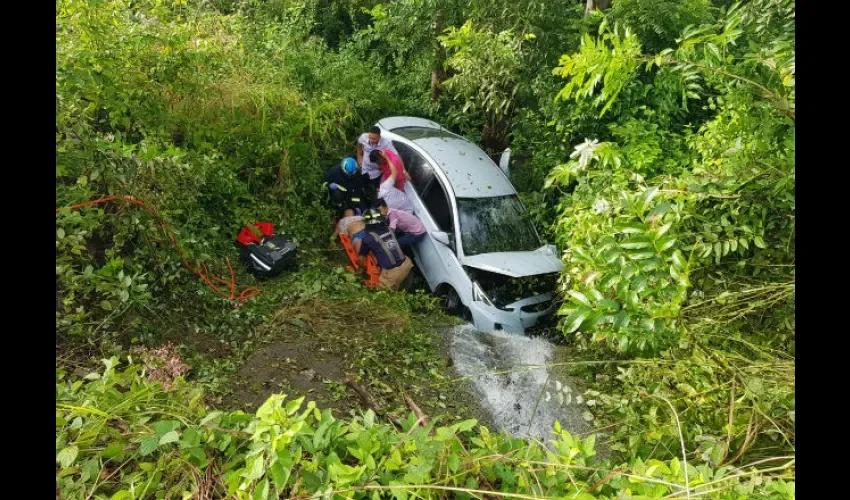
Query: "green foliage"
553 20 644 117
610 0 715 53
55 0 418 345
56 358 795 499
439 21 525 149
541 0 794 469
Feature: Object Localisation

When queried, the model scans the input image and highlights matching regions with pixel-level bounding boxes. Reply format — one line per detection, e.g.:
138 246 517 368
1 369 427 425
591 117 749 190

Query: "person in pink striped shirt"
370 149 409 191
376 198 425 253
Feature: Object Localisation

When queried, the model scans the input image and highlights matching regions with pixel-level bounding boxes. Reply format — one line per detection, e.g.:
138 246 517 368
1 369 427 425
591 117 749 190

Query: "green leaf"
600 274 621 290
110 491 131 500
200 411 223 426
670 457 681 476
671 250 686 269
285 397 305 415
154 420 178 438
244 456 265 481
253 479 269 500
739 237 750 250
588 288 604 302
621 236 653 249
57 445 79 468
598 299 620 312
448 453 460 473
101 442 123 459
454 419 478 433
568 290 592 307
670 265 681 281
627 291 639 308
641 185 661 207
270 461 292 490
159 430 180 445
753 235 766 249
139 436 158 456
655 222 673 238
645 258 665 273
647 203 672 220
614 221 648 234
565 308 589 333
629 250 656 260
632 276 648 294
657 237 676 252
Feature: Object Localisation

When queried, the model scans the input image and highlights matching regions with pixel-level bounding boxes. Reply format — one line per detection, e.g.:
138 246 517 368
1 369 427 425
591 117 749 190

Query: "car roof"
377 117 515 198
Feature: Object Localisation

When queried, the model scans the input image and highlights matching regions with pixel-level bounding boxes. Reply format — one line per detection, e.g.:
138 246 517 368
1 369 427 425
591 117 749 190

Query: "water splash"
447 324 591 440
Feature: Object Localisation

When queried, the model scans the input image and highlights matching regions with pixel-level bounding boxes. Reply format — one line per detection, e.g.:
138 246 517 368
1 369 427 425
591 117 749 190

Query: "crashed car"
376 116 563 334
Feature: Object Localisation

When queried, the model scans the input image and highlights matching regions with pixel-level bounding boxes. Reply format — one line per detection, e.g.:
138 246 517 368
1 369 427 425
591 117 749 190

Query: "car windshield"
457 196 541 255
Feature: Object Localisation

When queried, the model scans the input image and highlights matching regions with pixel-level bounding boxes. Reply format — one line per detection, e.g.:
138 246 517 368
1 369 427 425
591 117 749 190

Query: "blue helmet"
341 157 357 175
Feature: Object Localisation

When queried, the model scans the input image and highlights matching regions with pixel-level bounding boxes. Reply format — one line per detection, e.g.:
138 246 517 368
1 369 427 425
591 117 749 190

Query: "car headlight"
472 281 494 307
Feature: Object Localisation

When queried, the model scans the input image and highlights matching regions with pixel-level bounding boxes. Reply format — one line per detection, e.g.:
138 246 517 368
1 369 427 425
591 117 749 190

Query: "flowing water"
446 323 596 441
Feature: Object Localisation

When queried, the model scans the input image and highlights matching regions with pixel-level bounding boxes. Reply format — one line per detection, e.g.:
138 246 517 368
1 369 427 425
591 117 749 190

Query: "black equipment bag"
240 235 297 278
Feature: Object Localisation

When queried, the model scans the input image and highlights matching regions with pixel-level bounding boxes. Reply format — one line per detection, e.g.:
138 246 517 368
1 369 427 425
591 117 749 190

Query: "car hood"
461 246 563 278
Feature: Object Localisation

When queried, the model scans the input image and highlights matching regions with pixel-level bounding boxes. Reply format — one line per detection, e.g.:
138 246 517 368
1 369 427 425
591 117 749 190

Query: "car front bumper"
468 293 557 334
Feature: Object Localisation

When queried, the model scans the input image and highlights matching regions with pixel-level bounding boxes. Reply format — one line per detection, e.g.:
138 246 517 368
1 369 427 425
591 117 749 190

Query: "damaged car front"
464 266 561 333
456 195 564 333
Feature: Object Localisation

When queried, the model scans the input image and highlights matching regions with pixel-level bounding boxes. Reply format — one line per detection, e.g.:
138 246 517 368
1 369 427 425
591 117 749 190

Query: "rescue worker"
357 208 414 290
323 157 367 215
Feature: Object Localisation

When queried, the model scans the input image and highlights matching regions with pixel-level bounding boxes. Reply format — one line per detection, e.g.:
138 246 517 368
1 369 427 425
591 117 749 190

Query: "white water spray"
447 324 592 440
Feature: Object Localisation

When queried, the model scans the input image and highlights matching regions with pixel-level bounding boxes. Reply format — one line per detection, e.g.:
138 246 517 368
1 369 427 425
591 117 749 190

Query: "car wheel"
442 286 471 321
443 286 461 314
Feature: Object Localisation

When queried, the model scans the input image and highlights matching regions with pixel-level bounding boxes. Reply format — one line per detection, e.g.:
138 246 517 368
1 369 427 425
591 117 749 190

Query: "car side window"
421 180 453 232
393 141 434 195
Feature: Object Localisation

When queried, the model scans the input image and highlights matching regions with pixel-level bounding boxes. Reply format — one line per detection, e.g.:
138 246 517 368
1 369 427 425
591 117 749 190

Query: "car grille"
521 300 552 313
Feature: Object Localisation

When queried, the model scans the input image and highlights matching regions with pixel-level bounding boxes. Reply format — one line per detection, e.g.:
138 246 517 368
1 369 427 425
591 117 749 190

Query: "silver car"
376 116 563 334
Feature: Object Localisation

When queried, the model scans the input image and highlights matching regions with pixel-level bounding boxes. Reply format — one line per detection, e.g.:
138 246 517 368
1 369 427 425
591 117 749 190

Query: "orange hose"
56 195 261 307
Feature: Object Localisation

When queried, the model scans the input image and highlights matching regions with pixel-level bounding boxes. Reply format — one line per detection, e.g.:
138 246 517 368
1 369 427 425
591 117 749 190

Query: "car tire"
443 286 461 315
441 286 472 321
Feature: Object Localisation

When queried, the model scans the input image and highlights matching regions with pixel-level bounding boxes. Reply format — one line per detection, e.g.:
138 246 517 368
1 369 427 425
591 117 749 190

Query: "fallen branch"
403 392 430 427
344 376 402 429
586 467 626 493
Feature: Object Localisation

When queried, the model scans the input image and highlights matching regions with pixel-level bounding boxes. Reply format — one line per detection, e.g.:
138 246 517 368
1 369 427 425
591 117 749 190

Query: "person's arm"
331 221 342 239
386 152 398 182
386 146 409 181
356 141 363 167
387 212 398 232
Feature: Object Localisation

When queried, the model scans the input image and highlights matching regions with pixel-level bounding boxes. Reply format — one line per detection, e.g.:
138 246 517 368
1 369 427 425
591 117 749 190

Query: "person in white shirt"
375 150 414 213
356 126 399 197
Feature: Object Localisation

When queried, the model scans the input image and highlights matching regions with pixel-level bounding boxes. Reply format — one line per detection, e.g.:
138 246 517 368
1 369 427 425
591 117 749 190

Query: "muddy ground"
178 297 482 426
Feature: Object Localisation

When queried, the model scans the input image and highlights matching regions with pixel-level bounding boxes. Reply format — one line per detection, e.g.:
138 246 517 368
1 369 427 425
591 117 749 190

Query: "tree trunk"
431 9 446 103
585 0 610 16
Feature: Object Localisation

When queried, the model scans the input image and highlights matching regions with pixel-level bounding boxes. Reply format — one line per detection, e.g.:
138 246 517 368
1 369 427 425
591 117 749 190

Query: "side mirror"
432 231 451 246
498 148 511 179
